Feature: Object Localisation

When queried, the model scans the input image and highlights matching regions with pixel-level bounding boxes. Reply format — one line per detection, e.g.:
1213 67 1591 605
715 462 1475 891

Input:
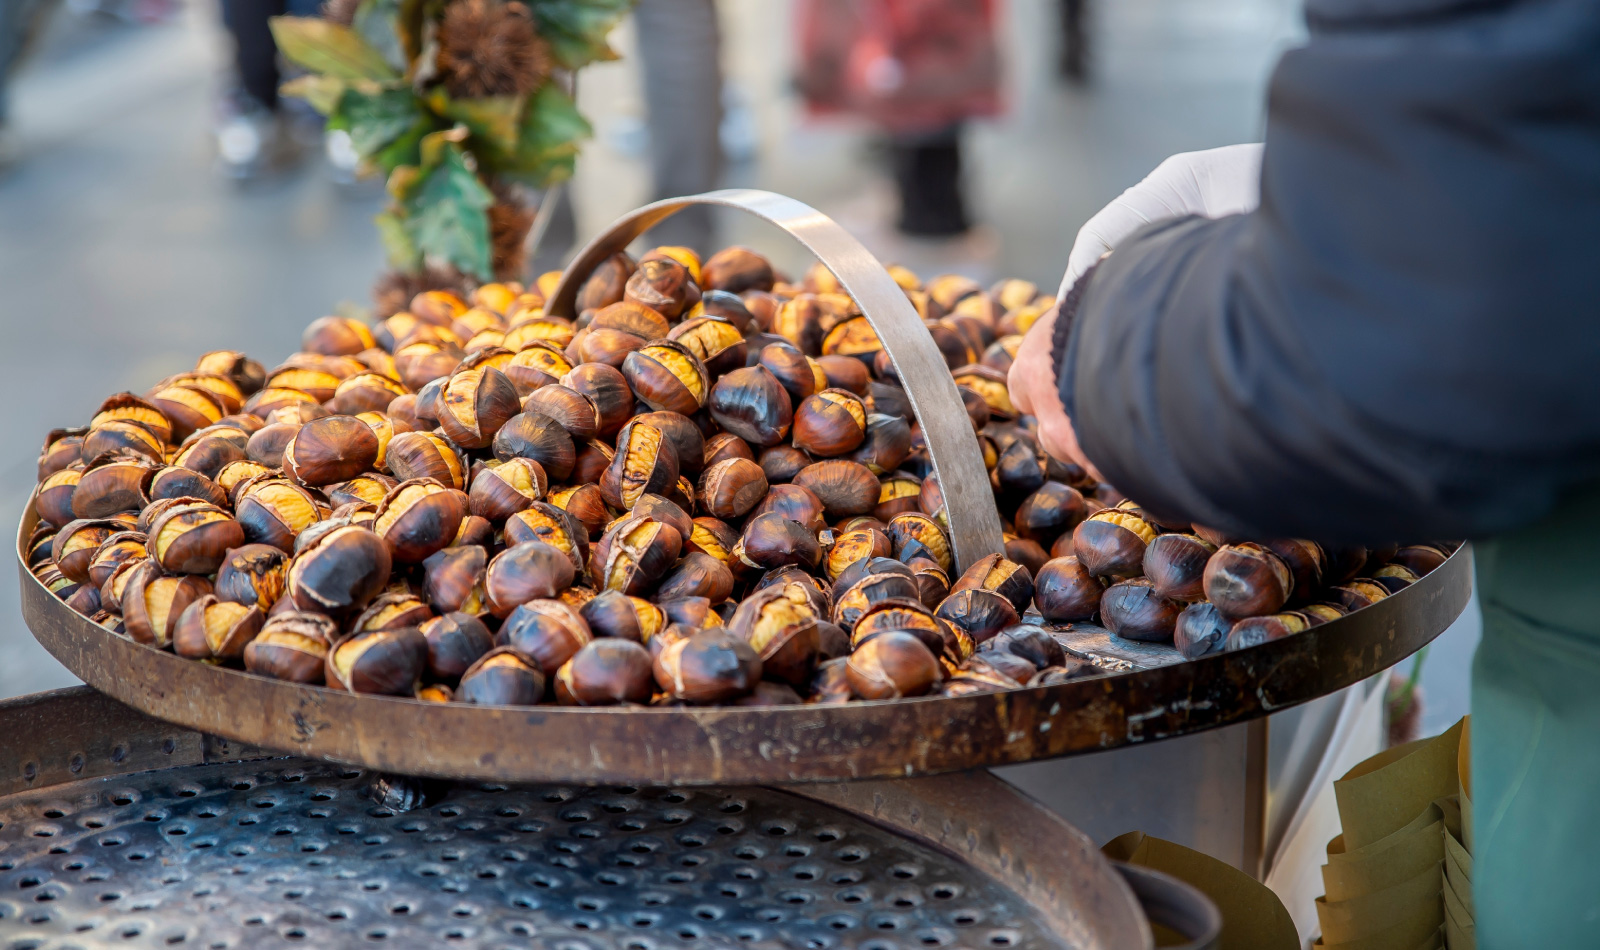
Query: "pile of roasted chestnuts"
25 244 1454 707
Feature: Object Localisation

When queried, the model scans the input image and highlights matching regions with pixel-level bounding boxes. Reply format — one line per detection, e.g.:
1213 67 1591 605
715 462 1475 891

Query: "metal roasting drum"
14 191 1473 787
0 689 1223 950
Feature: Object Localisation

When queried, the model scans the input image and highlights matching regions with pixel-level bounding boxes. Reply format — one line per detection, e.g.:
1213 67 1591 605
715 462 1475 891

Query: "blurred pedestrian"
797 0 1002 238
214 0 320 178
0 0 60 167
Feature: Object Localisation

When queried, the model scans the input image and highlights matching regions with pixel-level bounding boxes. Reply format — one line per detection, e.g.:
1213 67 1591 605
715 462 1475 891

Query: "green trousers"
1472 487 1600 948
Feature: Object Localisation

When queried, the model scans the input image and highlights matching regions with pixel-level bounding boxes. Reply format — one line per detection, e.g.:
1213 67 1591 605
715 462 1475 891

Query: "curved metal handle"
1112 863 1223 950
546 188 1005 573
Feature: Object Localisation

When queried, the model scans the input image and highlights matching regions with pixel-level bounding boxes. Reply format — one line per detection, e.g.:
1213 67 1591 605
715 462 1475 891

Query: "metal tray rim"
16 501 1473 785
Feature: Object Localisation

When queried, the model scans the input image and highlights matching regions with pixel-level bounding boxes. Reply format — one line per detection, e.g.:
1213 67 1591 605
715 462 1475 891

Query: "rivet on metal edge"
22 762 36 781
68 753 84 773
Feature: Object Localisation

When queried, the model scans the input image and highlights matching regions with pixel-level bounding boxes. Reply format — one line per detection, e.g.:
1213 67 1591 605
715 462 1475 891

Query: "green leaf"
279 75 347 115
424 90 525 163
499 82 589 185
352 0 408 73
404 140 494 280
342 86 426 158
372 114 438 174
268 16 399 82
375 209 422 272
525 0 633 70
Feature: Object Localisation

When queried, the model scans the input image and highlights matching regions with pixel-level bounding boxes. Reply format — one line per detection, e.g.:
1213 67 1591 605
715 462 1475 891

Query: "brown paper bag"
1103 831 1298 949
1335 720 1464 851
1313 916 1444 950
1316 861 1443 945
1323 805 1445 902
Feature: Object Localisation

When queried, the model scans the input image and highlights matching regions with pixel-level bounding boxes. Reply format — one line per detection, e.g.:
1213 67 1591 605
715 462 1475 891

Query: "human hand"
1058 143 1264 295
1007 304 1104 481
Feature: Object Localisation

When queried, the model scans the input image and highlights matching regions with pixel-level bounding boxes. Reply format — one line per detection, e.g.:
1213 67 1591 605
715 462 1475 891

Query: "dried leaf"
268 16 398 82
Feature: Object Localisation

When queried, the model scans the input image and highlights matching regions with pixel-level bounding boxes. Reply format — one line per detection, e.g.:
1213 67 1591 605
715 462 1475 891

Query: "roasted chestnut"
1372 563 1420 594
886 513 952 574
371 478 466 563
146 502 245 574
173 594 264 660
934 588 1020 646
1099 578 1182 642
578 589 666 643
84 419 164 462
72 453 156 519
1072 509 1156 579
1391 544 1449 576
421 611 495 683
119 562 211 648
848 414 913 476
214 543 289 609
1332 580 1390 612
491 411 576 483
832 571 921 630
707 366 792 447
600 420 680 510
325 626 427 695
652 627 763 703
980 626 1065 670
243 611 337 683
484 541 577 617
457 647 546 706
504 342 574 395
233 479 319 552
1173 602 1230 659
655 552 735 604
1226 612 1310 651
548 484 609 539
351 591 433 633
576 252 636 312
792 390 868 458
700 246 773 294
286 523 391 616
793 460 879 518
497 599 593 674
846 631 939 700
148 466 228 509
465 457 546 523
1202 543 1292 619
728 582 821 687
598 516 683 596
386 431 467 490
1142 534 1216 604
505 502 589 571
555 639 656 705
825 526 892 581
50 519 121 584
697 457 768 520
279 415 380 487
86 530 149 589
949 554 1033 614
758 445 811 485
1012 482 1088 548
622 341 710 416
1261 538 1326 604
737 513 821 572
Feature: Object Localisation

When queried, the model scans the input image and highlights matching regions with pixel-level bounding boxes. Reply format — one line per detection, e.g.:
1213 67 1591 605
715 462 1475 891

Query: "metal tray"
14 190 1474 786
17 502 1471 786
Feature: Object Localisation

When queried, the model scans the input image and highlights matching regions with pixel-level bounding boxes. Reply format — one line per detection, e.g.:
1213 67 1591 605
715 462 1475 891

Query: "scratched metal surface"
17 503 1473 786
0 689 1154 950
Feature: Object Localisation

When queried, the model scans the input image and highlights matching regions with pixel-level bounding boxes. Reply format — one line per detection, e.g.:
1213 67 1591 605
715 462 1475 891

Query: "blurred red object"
796 0 1004 133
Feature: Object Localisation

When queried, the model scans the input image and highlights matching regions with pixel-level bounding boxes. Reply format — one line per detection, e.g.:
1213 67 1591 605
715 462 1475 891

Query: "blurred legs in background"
634 0 722 253
216 0 313 178
0 0 60 167
1060 0 1087 81
889 124 970 238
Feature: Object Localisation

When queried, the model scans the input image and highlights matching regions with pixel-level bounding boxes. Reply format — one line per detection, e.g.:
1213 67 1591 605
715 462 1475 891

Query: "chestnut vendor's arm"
1056 0 1600 544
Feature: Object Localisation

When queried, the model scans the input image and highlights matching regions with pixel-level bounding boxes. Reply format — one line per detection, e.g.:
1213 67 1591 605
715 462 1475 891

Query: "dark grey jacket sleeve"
1056 0 1600 544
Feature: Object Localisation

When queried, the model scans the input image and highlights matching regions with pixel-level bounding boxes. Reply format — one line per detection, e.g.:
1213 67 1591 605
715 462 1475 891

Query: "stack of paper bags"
1311 718 1474 950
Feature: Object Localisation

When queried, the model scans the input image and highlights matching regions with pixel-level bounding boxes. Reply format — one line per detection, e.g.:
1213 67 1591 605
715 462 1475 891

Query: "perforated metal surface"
0 761 1069 950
